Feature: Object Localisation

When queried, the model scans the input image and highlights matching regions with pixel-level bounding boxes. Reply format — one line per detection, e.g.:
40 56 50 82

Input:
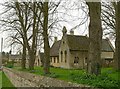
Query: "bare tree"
86 1 102 75
115 1 120 70
15 2 41 70
0 2 28 69
1 0 89 73
1 1 39 70
101 2 116 39
40 1 50 74
36 1 59 74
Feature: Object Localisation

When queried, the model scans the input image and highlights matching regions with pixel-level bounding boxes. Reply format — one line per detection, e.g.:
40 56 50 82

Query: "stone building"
36 27 114 69
50 26 114 69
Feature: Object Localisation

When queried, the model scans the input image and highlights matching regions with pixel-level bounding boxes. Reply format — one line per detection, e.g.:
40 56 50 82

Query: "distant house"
1 52 9 65
50 26 114 69
8 54 30 67
9 54 22 62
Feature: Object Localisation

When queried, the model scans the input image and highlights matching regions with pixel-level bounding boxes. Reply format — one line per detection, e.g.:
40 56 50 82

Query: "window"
57 57 59 63
85 57 87 63
61 51 63 62
65 51 67 63
84 57 87 66
54 57 56 63
50 57 52 62
74 57 79 64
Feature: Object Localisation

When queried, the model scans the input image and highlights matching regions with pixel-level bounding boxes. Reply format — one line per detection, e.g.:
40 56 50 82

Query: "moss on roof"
50 35 114 56
67 35 89 51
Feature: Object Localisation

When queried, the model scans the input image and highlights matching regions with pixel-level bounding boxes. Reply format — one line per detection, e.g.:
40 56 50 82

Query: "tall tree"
42 1 50 74
86 1 102 75
15 2 40 70
0 2 27 69
101 1 120 70
115 1 120 70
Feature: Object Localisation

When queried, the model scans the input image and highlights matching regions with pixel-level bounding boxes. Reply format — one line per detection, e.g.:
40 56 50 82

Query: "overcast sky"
0 0 115 54
0 0 89 54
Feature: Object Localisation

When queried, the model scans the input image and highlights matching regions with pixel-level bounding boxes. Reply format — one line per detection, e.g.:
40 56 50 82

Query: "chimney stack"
70 30 74 35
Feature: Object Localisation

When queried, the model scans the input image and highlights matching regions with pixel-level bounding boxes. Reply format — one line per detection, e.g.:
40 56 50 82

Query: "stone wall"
3 67 92 88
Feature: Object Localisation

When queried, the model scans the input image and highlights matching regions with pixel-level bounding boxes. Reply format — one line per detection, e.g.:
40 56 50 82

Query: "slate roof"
102 39 114 52
50 40 61 57
9 54 29 60
50 35 114 56
9 54 22 60
67 35 114 52
67 35 89 51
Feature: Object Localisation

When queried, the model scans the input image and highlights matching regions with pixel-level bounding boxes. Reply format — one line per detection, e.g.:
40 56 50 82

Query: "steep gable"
50 40 61 57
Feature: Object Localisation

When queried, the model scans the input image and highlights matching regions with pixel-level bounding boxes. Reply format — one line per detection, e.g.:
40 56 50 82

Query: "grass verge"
2 72 15 89
13 66 120 88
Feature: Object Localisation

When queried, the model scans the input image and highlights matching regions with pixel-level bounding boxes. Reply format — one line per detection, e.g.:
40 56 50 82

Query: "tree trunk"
115 2 120 70
28 49 35 70
15 2 38 70
43 1 50 74
28 2 37 70
87 2 102 75
21 44 26 69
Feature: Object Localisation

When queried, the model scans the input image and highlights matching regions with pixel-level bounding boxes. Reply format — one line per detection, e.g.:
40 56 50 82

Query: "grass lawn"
14 66 120 88
15 66 86 81
0 71 2 88
2 72 15 88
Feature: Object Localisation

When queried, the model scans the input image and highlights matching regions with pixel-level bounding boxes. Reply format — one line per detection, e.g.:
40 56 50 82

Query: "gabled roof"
102 39 114 52
9 54 22 60
67 35 89 51
9 54 29 60
50 40 61 57
67 35 114 52
50 35 114 56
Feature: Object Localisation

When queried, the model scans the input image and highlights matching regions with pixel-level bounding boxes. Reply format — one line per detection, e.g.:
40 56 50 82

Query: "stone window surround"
74 57 79 64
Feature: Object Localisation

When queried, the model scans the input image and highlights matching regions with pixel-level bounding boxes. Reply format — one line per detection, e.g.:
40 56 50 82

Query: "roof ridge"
66 34 87 37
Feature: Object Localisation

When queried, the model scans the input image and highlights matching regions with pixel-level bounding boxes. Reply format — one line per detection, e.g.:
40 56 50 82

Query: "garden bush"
5 61 14 68
69 72 119 88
